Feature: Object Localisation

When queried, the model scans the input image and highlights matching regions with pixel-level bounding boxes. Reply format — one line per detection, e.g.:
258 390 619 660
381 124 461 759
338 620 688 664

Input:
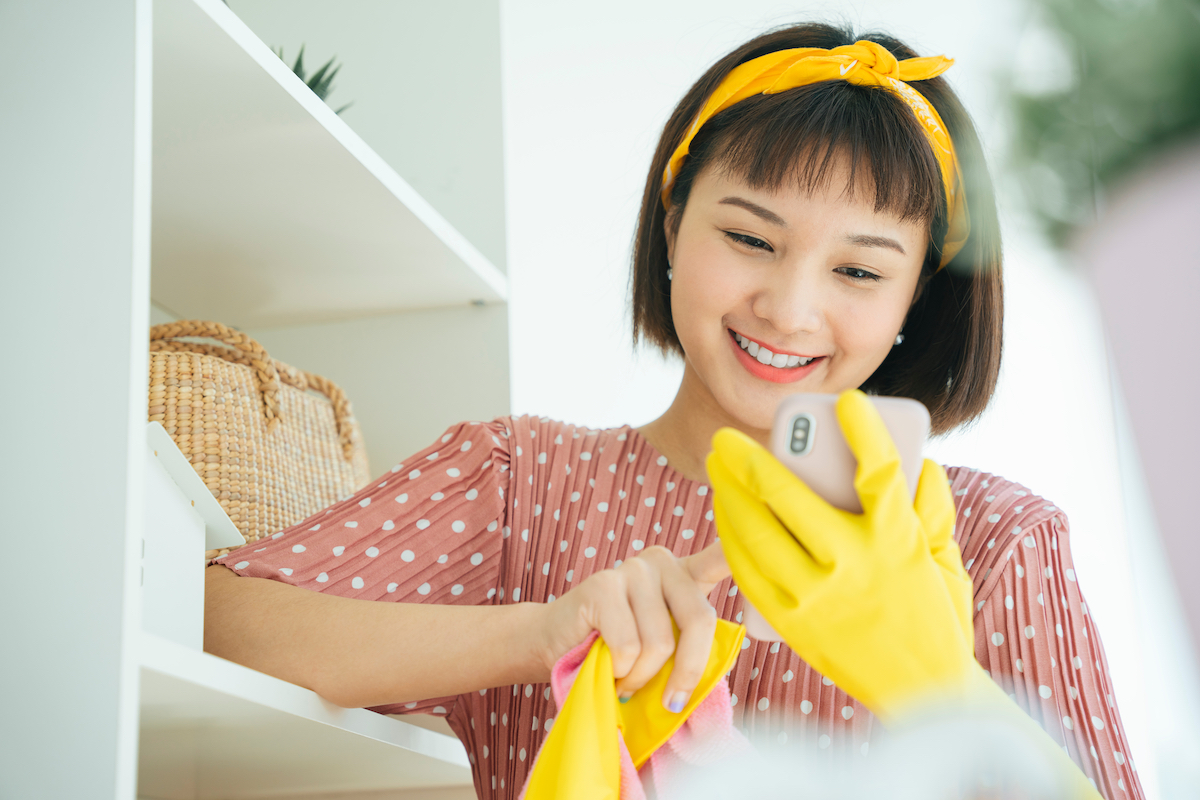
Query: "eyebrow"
844 233 907 256
718 196 787 227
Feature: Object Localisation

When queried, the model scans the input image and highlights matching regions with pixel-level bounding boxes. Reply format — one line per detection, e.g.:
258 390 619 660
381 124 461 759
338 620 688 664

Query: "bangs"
670 81 946 229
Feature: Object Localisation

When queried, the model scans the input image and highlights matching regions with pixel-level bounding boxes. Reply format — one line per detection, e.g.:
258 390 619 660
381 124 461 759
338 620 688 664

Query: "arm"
204 563 547 708
973 514 1144 799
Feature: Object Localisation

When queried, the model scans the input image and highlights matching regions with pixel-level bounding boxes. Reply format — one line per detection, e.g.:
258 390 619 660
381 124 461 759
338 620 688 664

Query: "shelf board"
139 632 472 798
151 0 507 330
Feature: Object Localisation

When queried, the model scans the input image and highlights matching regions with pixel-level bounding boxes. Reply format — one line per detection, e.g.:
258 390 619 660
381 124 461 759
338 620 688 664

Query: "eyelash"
723 232 882 282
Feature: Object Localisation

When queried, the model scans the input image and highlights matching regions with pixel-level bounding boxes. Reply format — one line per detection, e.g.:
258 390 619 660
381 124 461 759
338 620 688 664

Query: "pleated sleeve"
212 417 514 716
950 469 1145 799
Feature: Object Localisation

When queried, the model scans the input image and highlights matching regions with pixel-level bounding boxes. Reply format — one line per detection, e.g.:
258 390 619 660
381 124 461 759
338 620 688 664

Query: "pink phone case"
741 393 931 641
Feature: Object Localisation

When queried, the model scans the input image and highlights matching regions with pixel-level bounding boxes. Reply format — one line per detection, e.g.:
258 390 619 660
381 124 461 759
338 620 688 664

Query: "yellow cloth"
522 619 745 800
661 40 970 268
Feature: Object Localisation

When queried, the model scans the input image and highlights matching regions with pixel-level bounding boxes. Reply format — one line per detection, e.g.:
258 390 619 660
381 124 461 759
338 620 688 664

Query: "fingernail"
666 691 689 714
618 693 632 704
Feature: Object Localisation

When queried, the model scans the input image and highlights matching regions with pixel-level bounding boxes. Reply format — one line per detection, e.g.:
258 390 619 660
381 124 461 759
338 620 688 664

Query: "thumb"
683 541 732 591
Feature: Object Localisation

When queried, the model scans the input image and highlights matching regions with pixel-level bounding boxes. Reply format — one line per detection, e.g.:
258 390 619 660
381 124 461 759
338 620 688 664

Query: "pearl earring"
667 268 673 281
894 333 905 346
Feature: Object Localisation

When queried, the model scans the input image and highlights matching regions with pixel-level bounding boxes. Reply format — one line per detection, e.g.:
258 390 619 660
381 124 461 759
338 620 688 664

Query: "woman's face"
666 159 928 432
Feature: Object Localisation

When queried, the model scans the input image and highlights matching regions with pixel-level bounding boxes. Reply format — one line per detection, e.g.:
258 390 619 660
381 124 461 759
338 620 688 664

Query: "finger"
657 552 719 712
590 571 643 683
914 459 957 558
613 557 679 697
710 427 847 565
707 453 822 591
835 389 909 521
681 541 731 592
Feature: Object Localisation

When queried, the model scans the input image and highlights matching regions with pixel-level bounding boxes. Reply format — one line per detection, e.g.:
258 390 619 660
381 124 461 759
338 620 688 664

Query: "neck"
635 363 770 485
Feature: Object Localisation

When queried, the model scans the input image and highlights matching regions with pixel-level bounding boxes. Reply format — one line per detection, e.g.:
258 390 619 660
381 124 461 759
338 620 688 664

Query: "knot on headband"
662 41 970 269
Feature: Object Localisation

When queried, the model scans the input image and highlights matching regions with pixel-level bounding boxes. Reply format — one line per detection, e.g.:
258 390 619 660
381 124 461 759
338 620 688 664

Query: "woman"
204 22 1143 799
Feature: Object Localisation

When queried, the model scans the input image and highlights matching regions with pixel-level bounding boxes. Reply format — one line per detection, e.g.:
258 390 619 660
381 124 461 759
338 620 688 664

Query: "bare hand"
534 542 731 712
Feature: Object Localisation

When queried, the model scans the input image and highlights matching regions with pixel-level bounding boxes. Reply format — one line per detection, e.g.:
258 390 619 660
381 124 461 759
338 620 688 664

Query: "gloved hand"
706 389 977 723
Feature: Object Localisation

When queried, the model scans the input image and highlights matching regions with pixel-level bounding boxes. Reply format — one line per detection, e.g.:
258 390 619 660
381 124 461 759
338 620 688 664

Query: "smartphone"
740 393 931 641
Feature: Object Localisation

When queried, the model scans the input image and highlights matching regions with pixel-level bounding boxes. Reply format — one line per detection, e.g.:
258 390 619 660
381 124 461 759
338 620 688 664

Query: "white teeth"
734 331 817 369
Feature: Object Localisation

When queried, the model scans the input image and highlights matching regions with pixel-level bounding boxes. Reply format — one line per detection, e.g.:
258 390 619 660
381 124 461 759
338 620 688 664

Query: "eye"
724 231 773 252
836 266 882 282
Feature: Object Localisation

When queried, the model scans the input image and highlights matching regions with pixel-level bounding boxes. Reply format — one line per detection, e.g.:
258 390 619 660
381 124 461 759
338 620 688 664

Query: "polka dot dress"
215 415 1144 800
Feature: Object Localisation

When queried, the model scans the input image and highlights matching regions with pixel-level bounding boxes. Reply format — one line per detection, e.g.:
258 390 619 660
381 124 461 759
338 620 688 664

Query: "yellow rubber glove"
522 620 745 800
708 389 977 723
708 389 1103 799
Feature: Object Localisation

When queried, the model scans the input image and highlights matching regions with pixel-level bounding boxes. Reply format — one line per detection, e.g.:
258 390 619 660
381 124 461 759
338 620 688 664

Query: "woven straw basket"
148 320 370 557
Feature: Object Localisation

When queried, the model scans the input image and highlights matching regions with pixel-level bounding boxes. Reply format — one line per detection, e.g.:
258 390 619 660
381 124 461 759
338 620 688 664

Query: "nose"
749 262 825 338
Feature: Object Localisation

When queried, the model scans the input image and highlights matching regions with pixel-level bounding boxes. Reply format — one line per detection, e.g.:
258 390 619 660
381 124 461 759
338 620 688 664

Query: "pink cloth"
214 414 1145 800
517 631 751 800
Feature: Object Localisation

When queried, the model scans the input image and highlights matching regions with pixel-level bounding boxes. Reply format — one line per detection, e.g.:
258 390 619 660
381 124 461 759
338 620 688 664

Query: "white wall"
499 1 1195 796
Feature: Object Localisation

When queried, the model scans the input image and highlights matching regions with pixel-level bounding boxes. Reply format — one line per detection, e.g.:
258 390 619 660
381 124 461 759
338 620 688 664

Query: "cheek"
828 292 909 357
670 246 747 336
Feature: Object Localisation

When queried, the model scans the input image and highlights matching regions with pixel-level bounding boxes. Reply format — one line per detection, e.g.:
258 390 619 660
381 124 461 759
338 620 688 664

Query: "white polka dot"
382 520 395 531
1046 567 1054 580
577 520 586 531
396 549 413 563
366 547 379 558
698 486 708 496
525 684 533 697
566 570 574 582
272 532 285 539
681 529 694 540
537 453 546 465
585 547 596 558
512 588 521 601
521 529 529 541
769 642 780 654
608 464 616 473
291 544 306 553
487 588 496 599
534 504 542 516
741 638 750 650
466 552 483 567
409 469 421 480
1114 752 1125 765
636 475 644 485
1024 536 1036 548
387 582 398 592
631 540 644 550
344 521 358 528
988 513 1001 523
1073 656 1083 669
1005 595 1014 609
782 670 794 682
706 510 713 521
1056 624 1064 637
819 734 831 749
757 697 770 711
516 446 522 456
1025 625 1036 639
580 452 591 461
964 508 971 518
991 632 1005 646
316 572 328 582
728 585 739 597
730 694 738 706
542 562 550 575
351 577 365 589
1039 685 1053 699
1063 716 1074 730
451 584 463 596
1016 564 1025 578
596 502 609 513
822 676 834 686
465 488 479 501
800 700 812 714
279 568 293 576
447 520 465 534
1016 659 1024 673
332 546 345 557
1037 593 1045 606
417 582 431 595
396 493 408 503
626 515 635 525
416 519 430 530
607 531 615 541
842 706 854 720
309 525 320 532
673 506 684 516
750 667 759 680
1069 686 1079 700
645 497 656 507
666 482 675 492
234 561 249 569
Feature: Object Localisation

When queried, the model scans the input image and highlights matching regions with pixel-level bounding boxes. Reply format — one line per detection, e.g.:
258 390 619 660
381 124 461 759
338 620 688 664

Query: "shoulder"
942 466 1072 592
504 414 634 462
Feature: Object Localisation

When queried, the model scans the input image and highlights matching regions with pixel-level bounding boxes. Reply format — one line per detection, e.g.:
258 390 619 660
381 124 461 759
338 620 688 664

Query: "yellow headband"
661 40 970 269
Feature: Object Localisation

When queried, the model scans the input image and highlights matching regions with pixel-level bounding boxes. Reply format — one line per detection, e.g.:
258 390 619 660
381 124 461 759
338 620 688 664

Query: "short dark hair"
631 22 1003 435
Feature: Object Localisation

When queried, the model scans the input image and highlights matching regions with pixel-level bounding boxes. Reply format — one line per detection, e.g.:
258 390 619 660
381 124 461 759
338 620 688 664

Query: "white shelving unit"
1 0 504 797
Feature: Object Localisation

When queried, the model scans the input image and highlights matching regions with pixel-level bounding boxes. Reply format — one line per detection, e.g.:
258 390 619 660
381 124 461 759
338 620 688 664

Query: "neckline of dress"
619 423 712 491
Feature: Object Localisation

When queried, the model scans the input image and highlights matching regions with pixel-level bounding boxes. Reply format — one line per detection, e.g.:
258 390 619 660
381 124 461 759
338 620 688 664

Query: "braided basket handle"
150 320 283 432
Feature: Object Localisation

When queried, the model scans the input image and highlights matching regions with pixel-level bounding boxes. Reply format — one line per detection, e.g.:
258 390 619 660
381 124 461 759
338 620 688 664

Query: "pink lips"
728 329 823 384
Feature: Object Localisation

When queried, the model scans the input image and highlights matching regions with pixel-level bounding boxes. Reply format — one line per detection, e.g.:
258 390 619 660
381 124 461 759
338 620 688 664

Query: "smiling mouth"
729 329 821 369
